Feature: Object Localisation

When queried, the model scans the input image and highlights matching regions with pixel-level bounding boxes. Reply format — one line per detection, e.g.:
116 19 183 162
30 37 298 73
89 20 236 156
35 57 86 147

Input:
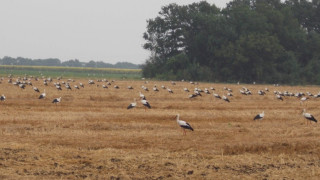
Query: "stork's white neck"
176 114 180 121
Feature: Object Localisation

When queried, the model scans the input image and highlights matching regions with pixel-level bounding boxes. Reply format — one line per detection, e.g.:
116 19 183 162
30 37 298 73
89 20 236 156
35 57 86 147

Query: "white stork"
213 93 221 99
167 88 173 93
153 85 159 92
33 86 40 93
175 114 194 135
139 92 145 99
222 95 230 102
184 88 189 92
52 97 61 105
127 98 137 109
39 90 46 99
0 94 5 101
302 109 317 124
254 111 264 121
141 99 151 110
276 94 283 101
300 97 309 106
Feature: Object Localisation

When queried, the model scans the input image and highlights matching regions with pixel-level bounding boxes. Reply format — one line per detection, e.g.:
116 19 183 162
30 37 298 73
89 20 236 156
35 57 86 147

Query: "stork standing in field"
139 92 145 100
141 99 151 111
39 90 46 99
222 95 230 102
175 114 194 135
302 109 317 124
0 94 5 101
300 97 308 106
33 86 40 93
276 94 283 101
254 111 264 121
127 98 137 109
52 97 61 105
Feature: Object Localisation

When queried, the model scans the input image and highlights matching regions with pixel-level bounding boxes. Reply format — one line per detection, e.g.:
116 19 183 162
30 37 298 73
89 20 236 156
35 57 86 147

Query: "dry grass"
0 78 320 179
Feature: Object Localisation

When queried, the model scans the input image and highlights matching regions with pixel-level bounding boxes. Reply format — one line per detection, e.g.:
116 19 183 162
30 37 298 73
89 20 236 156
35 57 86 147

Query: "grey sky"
0 0 231 64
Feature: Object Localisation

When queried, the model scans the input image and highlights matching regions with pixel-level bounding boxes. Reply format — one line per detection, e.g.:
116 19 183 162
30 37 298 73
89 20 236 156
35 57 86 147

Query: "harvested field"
0 78 320 179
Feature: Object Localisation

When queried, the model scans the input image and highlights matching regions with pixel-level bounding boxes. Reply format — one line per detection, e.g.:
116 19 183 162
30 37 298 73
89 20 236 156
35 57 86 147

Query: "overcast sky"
0 0 231 64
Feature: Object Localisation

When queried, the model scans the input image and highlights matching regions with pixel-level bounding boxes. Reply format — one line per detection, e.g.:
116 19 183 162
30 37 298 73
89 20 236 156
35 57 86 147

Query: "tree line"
0 56 140 69
142 0 320 84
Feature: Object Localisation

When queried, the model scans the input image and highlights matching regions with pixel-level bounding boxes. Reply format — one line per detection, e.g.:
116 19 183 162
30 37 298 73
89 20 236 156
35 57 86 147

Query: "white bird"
184 87 189 92
39 90 46 99
0 94 5 101
52 97 61 105
141 99 151 110
153 85 159 92
139 92 145 99
213 93 221 99
127 98 137 109
175 114 194 135
167 88 173 93
254 111 264 121
33 86 40 93
276 94 283 101
302 109 317 124
222 95 230 102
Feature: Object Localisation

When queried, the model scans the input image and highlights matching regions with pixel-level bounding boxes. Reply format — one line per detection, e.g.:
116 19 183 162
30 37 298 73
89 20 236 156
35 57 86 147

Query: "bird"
276 94 283 101
222 95 230 102
175 114 194 135
153 85 159 92
127 98 137 109
302 109 317 124
52 97 61 105
213 93 221 99
141 99 151 110
33 86 40 93
254 111 264 121
139 92 145 99
189 94 197 98
0 94 5 101
39 90 46 99
300 97 308 105
167 88 173 93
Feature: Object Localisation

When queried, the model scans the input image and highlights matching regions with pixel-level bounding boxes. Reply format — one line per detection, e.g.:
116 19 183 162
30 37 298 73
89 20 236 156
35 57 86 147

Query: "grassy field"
0 76 320 179
0 65 142 79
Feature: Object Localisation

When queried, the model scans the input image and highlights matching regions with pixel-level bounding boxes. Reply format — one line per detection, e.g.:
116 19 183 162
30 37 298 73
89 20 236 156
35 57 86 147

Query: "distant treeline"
0 56 141 69
142 0 320 84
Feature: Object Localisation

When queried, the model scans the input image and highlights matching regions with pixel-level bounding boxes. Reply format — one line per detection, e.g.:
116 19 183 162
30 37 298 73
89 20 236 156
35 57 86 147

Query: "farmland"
0 76 320 179
0 65 142 79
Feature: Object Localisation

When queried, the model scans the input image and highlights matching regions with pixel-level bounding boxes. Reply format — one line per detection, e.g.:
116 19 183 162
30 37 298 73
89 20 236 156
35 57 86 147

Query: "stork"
141 99 151 111
0 94 5 101
139 92 145 99
300 97 308 105
167 88 173 93
213 93 221 99
52 97 61 105
276 94 283 101
153 85 159 92
302 109 317 124
39 90 46 99
175 114 194 135
254 111 264 121
33 86 40 93
127 98 137 109
222 95 230 102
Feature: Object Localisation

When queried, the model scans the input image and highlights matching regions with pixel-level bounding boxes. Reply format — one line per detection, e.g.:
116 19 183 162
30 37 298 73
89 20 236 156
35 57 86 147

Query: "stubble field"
0 77 320 179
